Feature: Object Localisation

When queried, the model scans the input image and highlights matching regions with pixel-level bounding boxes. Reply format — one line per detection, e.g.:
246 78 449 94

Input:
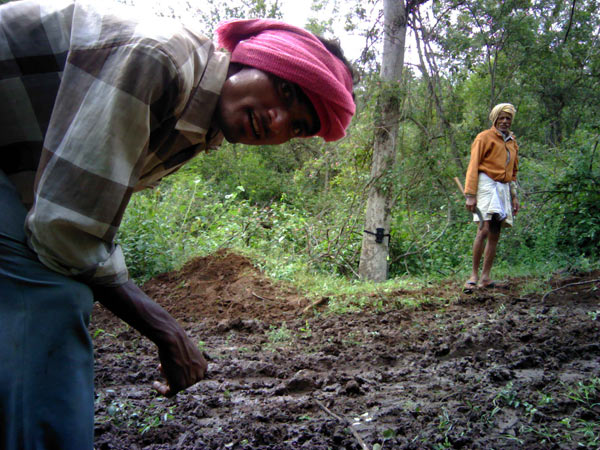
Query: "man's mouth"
249 110 260 139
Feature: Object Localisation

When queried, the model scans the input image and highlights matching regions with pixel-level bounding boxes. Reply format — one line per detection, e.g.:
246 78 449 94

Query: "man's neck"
496 127 511 141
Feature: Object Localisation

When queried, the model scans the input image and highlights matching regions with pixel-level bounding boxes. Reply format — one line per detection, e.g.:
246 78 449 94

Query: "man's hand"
153 335 208 397
512 197 520 216
93 280 208 397
465 195 477 212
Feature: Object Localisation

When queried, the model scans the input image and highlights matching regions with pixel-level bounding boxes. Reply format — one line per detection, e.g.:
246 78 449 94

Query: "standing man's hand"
465 195 477 212
153 334 208 397
512 197 520 216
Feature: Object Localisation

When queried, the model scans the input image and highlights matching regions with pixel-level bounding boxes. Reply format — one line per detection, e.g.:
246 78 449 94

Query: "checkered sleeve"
24 3 188 286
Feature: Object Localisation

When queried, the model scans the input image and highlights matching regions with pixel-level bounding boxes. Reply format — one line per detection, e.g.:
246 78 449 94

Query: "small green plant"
564 377 600 407
342 331 362 346
297 320 312 339
92 328 117 339
267 323 292 345
495 303 506 315
574 419 600 447
373 429 397 450
93 328 105 339
519 423 562 445
537 391 554 406
522 401 538 419
587 310 600 321
502 433 524 445
497 378 600 448
433 408 454 449
139 405 175 435
493 382 519 408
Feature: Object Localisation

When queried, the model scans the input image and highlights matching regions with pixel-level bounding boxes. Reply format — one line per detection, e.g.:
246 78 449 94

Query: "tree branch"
542 279 599 302
563 0 577 44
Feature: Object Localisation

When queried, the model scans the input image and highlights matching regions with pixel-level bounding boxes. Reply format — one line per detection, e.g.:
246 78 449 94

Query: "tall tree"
523 0 600 144
358 0 409 281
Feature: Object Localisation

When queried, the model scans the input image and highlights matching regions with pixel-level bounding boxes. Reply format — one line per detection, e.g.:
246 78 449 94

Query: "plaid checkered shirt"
0 0 230 286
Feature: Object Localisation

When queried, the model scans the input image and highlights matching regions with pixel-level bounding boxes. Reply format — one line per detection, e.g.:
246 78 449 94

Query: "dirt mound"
142 249 309 324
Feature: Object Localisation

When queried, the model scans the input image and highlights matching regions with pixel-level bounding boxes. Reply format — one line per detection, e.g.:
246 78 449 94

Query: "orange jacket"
464 127 518 195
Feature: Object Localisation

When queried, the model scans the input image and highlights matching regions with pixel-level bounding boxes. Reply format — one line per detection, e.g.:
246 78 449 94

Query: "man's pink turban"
216 19 356 142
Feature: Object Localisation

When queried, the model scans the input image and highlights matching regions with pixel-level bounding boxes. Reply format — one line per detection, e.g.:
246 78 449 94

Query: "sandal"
463 281 477 294
479 281 509 290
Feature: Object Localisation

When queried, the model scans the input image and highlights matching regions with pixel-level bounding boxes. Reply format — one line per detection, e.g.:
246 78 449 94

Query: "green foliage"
97 395 176 436
265 323 293 349
487 377 600 448
549 134 600 258
190 140 321 205
116 0 599 291
189 0 282 35
118 177 259 282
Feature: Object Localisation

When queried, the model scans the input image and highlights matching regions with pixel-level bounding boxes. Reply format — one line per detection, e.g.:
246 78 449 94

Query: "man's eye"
280 81 295 102
290 121 305 137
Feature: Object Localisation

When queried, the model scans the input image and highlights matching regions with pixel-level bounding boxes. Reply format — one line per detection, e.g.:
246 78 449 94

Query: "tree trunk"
358 0 407 282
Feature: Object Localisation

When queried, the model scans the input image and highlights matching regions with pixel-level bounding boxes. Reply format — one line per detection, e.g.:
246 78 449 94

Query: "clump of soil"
141 249 308 324
92 250 600 449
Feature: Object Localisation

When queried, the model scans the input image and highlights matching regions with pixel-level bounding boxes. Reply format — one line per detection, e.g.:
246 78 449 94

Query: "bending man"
0 1 355 449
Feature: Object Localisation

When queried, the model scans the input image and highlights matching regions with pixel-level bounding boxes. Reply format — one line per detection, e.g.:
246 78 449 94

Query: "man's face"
495 112 513 133
214 67 320 145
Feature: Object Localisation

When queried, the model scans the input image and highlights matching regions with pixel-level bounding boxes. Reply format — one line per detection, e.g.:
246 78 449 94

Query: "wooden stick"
251 291 274 302
315 399 370 450
302 297 329 314
542 279 599 302
453 176 466 194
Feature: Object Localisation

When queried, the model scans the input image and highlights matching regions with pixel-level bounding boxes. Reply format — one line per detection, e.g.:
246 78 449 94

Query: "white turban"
489 103 516 125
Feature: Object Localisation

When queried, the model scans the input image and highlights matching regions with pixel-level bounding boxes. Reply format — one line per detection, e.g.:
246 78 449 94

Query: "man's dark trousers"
0 170 95 450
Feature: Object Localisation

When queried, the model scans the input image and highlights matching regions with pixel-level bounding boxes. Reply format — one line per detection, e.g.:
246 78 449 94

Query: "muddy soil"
92 250 600 449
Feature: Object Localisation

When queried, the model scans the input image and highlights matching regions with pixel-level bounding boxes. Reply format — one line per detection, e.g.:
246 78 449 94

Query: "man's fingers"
152 380 171 396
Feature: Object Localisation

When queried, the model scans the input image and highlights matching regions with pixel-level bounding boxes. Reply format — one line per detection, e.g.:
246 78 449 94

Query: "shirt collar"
175 51 230 139
493 126 515 142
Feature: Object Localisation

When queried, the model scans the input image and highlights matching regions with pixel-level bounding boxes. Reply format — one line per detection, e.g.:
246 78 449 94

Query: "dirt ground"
92 250 600 450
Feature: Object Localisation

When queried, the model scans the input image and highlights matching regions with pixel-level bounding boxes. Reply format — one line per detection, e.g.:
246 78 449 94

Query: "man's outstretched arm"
93 281 207 397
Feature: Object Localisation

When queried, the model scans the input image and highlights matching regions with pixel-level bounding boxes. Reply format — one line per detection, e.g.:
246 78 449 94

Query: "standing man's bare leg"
479 220 502 287
467 221 490 287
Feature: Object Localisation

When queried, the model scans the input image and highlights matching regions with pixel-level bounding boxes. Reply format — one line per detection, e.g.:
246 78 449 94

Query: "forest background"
10 0 599 299
120 0 599 297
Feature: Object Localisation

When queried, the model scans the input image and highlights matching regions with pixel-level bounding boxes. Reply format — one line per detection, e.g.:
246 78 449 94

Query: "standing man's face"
495 112 513 133
214 67 320 145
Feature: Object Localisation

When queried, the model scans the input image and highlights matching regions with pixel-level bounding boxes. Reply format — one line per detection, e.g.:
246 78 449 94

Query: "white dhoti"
474 172 514 227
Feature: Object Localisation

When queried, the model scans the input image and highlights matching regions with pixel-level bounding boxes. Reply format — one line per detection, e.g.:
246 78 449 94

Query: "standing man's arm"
510 148 519 216
93 282 207 396
464 136 483 213
510 182 520 216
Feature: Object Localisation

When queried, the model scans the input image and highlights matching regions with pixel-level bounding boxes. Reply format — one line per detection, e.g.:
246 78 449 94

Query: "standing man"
0 1 356 448
463 103 520 293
